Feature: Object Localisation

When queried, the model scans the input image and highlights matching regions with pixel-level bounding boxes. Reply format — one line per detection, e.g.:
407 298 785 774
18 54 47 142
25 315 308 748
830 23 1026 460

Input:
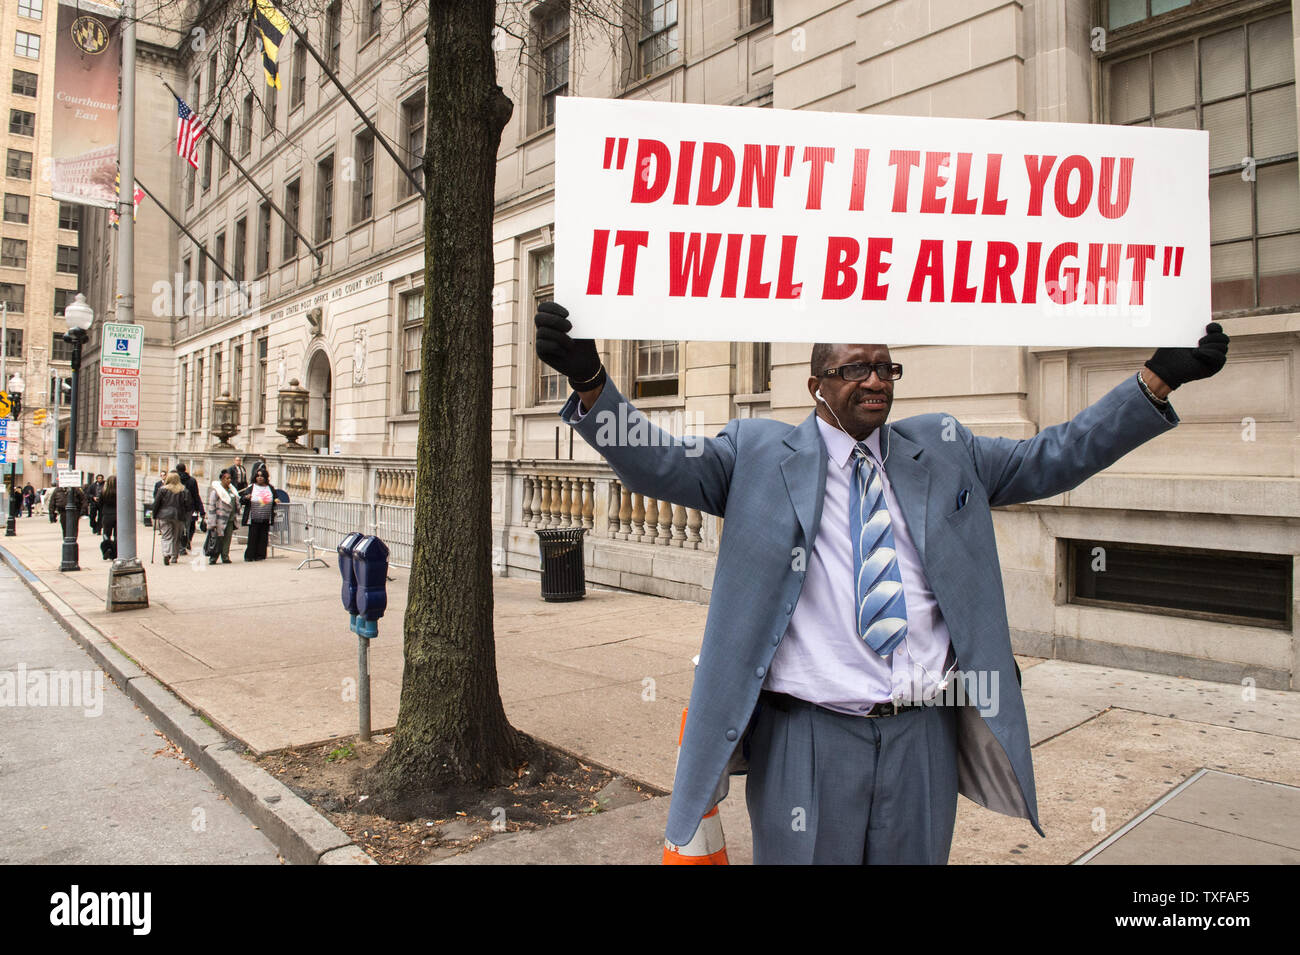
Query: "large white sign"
555 98 1210 347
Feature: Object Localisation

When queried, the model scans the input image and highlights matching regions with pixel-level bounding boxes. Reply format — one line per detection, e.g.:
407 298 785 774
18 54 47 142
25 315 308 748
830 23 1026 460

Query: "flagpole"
270 2 426 200
135 178 241 290
161 79 324 265
111 0 147 609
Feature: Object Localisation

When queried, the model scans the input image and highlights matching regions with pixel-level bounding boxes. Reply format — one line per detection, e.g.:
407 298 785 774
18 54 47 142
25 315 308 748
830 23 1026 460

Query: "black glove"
200 517 207 533
534 301 605 392
1145 322 1229 390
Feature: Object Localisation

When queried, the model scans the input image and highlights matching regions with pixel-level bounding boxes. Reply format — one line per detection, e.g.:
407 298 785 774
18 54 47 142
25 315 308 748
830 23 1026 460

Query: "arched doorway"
305 350 332 454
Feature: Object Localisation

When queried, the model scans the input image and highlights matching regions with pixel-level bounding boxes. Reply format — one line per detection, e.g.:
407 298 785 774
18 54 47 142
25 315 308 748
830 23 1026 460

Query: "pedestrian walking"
175 463 206 554
48 484 86 538
21 483 34 517
240 465 276 562
206 469 240 565
229 456 249 493
153 471 189 566
85 475 103 534
99 476 117 560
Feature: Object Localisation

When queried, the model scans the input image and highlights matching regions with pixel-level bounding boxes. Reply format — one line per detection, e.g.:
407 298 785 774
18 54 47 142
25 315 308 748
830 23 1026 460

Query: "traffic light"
33 408 46 426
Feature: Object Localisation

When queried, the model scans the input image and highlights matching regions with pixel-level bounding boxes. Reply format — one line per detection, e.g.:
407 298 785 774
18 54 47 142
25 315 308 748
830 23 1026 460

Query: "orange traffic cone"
662 707 730 864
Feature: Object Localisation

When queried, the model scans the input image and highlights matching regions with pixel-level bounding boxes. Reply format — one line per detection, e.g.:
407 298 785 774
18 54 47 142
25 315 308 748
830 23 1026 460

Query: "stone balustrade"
376 467 417 505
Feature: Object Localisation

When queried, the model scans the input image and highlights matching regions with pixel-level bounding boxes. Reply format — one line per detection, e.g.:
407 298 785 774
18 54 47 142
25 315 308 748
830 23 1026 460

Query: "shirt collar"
815 414 883 470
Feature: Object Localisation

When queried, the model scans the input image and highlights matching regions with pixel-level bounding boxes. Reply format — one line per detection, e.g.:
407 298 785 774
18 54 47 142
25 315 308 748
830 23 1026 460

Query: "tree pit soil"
247 734 660 864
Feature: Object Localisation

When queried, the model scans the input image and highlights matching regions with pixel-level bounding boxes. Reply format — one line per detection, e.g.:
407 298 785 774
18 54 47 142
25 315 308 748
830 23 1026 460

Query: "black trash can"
536 527 587 602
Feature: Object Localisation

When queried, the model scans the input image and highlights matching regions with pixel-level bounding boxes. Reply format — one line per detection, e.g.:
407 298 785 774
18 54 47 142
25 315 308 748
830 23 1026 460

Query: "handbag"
203 527 222 558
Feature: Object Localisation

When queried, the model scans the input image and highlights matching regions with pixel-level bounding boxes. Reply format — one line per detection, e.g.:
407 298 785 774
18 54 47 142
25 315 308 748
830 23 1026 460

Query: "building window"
534 3 569 130
54 288 71 315
18 0 43 18
9 109 35 137
283 179 300 261
207 54 217 98
51 332 74 362
58 202 79 230
240 94 254 157
5 150 32 179
202 139 214 190
181 257 192 316
1105 10 1298 312
0 283 24 312
400 92 425 197
532 249 565 404
256 201 271 275
2 238 28 269
214 232 226 286
224 24 238 67
263 88 277 135
749 0 772 23
3 329 21 358
315 154 334 242
12 70 37 97
196 249 207 311
179 360 188 429
365 0 382 41
634 340 678 397
255 336 268 423
1069 539 1291 628
325 1 342 69
354 132 375 222
212 349 222 409
291 42 307 110
752 342 771 392
234 217 247 282
398 290 423 413
15 31 40 59
4 194 29 224
193 356 204 429
55 245 79 275
186 167 196 207
221 116 233 175
637 0 679 78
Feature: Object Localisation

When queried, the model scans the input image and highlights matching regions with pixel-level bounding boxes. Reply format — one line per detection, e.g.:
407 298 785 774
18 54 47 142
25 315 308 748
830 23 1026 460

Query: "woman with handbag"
240 465 277 562
152 471 189 565
207 469 240 565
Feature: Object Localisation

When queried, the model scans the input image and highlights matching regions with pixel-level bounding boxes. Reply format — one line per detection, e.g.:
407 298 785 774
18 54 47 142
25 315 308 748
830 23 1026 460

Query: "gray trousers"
745 696 960 864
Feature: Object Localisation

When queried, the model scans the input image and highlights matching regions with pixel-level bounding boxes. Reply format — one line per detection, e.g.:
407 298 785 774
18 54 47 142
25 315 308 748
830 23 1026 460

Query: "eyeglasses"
819 361 903 382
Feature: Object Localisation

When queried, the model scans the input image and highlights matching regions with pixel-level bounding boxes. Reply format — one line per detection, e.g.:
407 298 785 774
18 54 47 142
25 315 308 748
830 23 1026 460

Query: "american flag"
175 97 204 170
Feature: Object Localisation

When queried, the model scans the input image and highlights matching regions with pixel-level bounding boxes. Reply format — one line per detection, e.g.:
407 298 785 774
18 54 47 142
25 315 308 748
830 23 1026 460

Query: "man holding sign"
535 303 1227 864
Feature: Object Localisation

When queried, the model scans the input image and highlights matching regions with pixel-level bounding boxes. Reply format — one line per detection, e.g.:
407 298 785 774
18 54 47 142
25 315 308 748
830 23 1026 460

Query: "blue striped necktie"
850 442 909 656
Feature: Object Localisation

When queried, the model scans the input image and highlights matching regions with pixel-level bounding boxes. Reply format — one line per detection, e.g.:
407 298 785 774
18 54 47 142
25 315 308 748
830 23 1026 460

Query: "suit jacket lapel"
881 427 931 564
780 412 827 551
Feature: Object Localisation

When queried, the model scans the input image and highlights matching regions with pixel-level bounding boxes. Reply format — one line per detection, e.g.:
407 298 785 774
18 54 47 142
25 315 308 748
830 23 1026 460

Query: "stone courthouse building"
73 0 1298 688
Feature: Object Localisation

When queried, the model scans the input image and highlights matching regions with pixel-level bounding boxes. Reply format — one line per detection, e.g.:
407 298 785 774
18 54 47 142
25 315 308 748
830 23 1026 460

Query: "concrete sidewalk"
4 512 1298 865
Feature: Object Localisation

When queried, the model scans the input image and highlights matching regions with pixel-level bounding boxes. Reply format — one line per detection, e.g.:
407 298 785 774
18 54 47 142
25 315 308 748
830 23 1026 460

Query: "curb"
0 544 374 866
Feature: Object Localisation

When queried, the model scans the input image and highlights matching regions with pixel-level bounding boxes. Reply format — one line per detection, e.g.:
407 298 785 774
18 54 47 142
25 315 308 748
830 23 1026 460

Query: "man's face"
234 457 242 466
806 343 896 441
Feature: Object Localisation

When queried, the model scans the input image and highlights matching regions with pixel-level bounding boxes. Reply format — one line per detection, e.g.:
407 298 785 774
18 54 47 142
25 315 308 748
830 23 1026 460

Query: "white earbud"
815 388 825 403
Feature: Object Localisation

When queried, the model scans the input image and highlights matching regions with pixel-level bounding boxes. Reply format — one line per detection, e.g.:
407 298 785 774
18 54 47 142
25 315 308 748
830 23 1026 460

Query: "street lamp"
60 294 93 572
4 373 22 537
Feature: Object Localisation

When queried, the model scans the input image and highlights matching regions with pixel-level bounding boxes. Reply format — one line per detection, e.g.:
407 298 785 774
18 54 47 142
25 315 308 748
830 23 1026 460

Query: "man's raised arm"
535 302 736 516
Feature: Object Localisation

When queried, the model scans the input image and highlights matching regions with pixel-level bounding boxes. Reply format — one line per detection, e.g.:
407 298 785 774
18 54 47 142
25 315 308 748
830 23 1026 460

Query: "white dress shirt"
765 416 955 713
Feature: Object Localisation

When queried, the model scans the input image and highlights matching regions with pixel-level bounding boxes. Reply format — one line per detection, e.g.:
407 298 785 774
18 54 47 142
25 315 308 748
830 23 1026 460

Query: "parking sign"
100 323 144 376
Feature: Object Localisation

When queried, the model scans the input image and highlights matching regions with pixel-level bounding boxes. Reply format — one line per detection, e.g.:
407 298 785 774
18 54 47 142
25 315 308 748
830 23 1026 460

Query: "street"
0 559 281 865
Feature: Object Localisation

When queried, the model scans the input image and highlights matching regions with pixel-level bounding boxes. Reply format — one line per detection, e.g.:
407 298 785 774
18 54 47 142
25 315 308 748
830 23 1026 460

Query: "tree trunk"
373 0 520 803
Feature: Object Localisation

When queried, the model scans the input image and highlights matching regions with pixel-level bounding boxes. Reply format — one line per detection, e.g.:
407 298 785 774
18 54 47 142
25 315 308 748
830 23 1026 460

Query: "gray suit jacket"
561 374 1178 847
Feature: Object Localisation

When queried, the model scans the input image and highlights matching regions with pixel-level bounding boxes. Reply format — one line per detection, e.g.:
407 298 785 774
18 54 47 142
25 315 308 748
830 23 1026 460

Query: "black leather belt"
759 689 922 718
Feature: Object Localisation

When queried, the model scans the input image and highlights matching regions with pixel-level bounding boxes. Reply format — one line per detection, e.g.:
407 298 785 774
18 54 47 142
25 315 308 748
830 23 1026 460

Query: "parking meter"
337 532 364 633
352 535 390 639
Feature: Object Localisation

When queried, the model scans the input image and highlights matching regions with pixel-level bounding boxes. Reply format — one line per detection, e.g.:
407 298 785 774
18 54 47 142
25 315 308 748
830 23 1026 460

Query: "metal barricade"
373 504 414 568
310 500 370 553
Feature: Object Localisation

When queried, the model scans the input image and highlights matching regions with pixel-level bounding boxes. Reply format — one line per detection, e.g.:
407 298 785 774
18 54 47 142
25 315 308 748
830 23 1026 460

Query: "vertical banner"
555 98 1211 347
51 0 122 208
